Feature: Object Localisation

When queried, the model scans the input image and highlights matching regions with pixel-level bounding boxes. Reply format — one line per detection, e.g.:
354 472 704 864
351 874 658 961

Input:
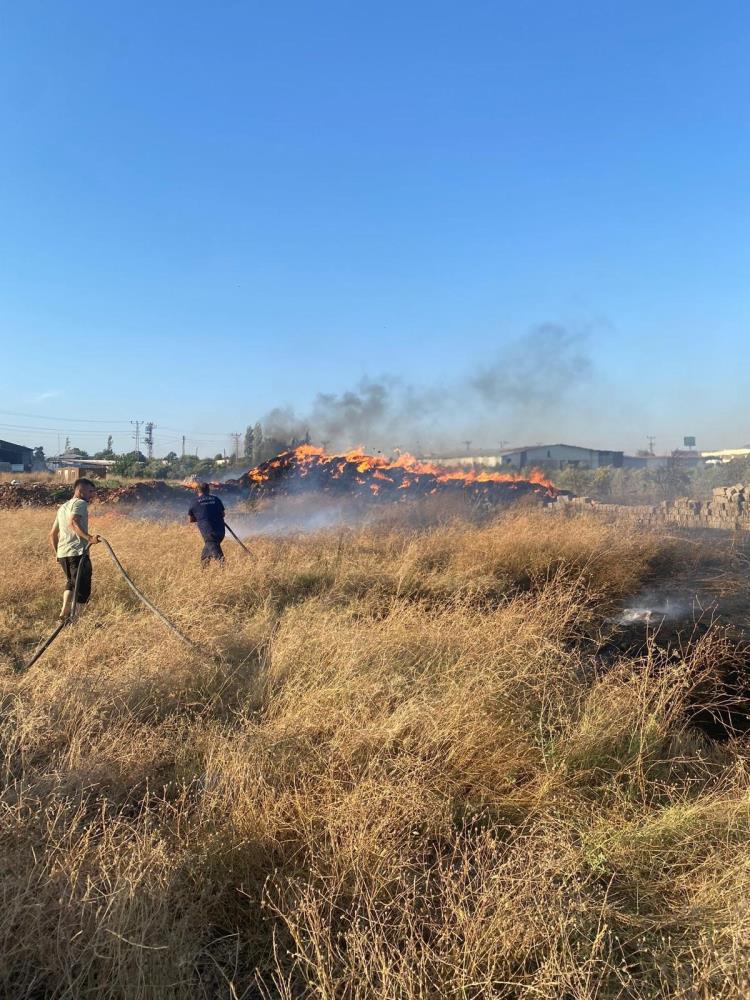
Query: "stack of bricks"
550 484 750 531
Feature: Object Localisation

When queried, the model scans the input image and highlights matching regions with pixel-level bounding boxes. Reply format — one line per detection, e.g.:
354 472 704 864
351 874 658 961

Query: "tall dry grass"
0 470 55 484
0 506 749 998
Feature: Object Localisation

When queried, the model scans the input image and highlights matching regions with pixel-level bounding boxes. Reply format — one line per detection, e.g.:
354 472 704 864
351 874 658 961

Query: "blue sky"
1 1 748 457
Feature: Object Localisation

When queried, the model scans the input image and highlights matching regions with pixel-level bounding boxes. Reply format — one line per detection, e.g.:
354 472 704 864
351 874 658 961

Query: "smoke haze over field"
469 325 592 409
263 323 598 453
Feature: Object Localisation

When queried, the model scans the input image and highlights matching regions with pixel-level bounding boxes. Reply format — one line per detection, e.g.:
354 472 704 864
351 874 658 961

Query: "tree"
33 446 45 462
647 458 691 501
592 466 614 498
107 435 113 452
111 451 148 477
243 425 254 459
251 423 263 466
555 464 594 496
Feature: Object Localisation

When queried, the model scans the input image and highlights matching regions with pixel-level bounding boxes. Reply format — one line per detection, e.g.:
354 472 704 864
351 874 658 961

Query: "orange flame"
245 445 555 491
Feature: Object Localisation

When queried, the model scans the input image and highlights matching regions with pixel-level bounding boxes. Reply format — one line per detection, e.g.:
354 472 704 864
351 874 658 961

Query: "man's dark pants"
58 553 93 602
200 532 225 565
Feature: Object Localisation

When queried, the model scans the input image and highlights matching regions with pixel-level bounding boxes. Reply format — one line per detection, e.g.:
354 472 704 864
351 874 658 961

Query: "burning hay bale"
237 445 561 505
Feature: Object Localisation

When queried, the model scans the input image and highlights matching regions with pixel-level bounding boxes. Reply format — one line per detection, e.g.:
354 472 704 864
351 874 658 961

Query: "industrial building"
498 444 624 470
701 448 750 465
437 444 624 471
0 439 33 472
623 450 705 470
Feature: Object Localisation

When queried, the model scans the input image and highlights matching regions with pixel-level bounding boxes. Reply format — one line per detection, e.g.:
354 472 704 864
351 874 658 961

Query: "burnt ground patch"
594 530 750 740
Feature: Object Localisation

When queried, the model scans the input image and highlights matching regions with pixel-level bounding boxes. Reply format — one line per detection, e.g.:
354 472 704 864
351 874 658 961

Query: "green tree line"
36 420 311 480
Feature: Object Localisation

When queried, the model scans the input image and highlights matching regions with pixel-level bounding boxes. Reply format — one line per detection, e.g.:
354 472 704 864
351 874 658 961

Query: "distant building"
497 444 623 470
436 444 624 471
0 440 33 472
622 454 650 470
55 467 106 483
434 450 508 470
624 451 707 470
701 448 750 465
51 458 113 480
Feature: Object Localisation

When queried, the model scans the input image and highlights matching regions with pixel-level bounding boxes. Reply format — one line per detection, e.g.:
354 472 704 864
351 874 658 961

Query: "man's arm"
69 514 100 545
188 505 197 523
49 521 59 555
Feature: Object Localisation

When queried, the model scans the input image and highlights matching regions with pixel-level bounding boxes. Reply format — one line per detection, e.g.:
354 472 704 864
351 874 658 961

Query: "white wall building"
701 448 750 465
436 444 624 471
497 444 624 470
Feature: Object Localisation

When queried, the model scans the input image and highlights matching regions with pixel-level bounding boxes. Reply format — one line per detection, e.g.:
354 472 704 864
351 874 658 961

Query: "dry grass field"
0 470 56 484
2 506 750 998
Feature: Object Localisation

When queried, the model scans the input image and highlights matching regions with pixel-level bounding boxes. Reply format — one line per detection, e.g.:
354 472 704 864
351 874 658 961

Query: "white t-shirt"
54 497 89 557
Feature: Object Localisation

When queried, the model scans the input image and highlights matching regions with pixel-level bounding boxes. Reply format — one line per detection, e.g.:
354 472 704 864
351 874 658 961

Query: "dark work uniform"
188 493 226 564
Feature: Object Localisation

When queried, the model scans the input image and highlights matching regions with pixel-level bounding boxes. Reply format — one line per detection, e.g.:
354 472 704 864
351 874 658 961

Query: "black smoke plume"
261 323 594 452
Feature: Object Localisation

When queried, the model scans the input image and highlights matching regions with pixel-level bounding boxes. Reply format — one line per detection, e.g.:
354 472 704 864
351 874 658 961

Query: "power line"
0 412 243 444
157 425 235 441
0 412 233 441
131 420 142 456
0 409 131 424
144 422 156 460
1 410 274 457
0 421 119 436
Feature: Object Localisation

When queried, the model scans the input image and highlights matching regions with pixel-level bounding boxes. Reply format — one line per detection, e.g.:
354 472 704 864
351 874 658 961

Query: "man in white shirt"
48 478 100 621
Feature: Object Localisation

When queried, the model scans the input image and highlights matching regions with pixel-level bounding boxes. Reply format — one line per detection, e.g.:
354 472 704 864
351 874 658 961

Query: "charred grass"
1 508 750 998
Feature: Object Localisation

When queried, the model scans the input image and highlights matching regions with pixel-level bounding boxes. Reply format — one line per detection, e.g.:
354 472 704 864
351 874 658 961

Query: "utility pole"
181 435 186 458
131 420 141 457
463 440 472 454
647 435 656 455
107 434 113 453
230 432 241 462
144 422 155 460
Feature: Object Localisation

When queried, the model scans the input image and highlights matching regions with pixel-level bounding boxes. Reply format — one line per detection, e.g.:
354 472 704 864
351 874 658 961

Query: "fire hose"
25 535 201 670
26 520 253 670
224 521 253 556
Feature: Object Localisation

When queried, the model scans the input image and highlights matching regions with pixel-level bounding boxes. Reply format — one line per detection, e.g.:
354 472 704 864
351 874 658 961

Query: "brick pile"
551 484 750 531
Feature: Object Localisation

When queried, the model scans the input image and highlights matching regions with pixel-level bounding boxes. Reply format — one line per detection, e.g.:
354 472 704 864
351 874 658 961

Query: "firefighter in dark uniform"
188 483 226 565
